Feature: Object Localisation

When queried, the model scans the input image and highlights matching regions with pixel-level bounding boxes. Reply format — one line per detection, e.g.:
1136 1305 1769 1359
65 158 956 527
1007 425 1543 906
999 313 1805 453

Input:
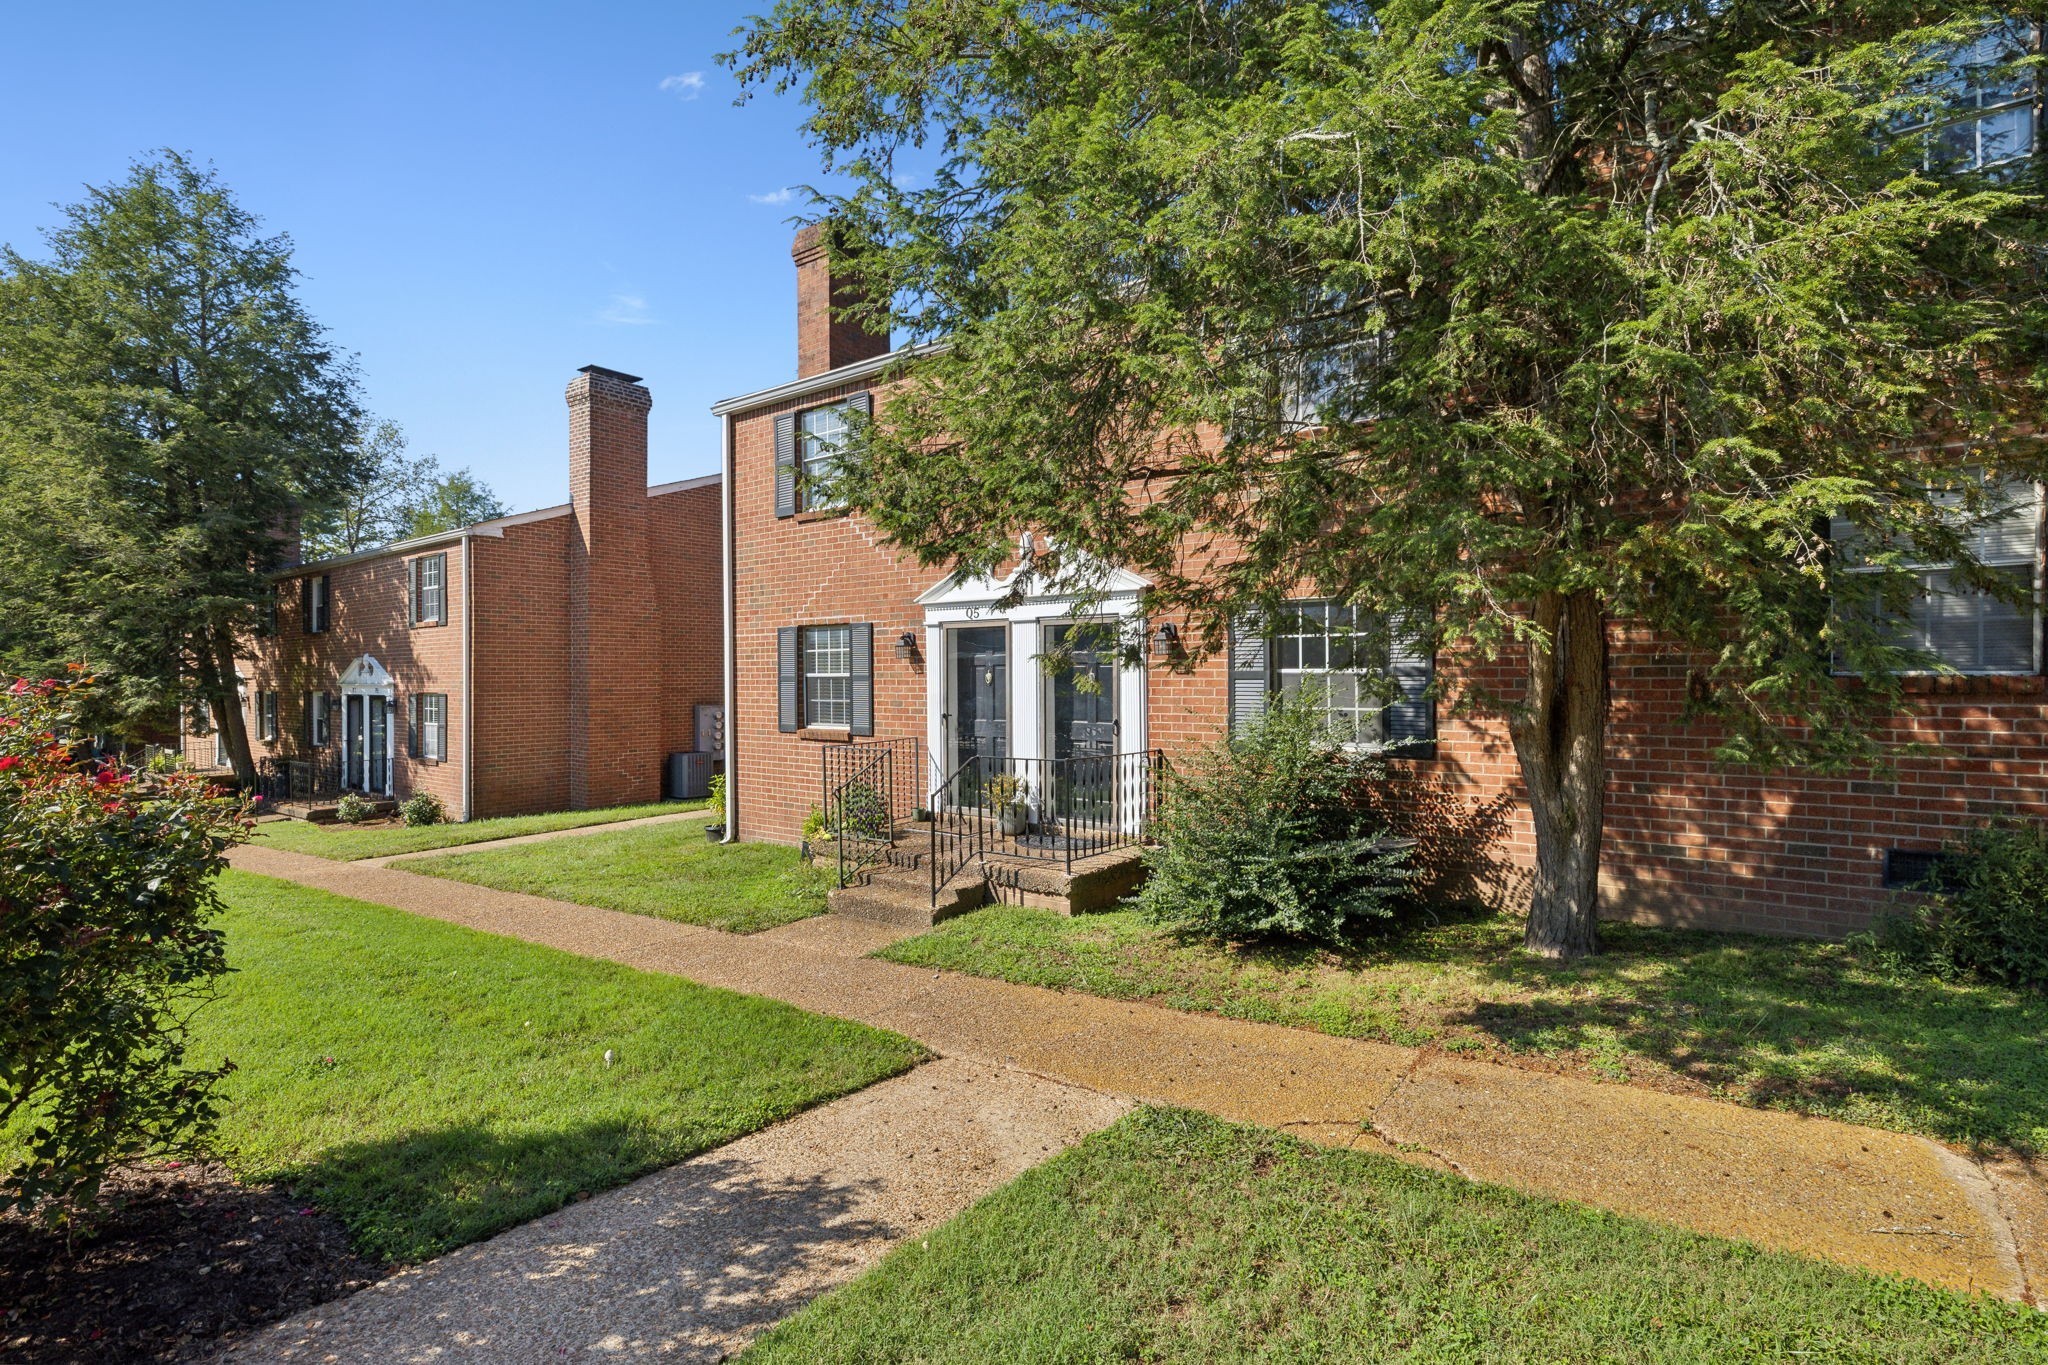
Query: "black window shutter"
850 623 874 736
406 695 421 758
1384 612 1436 758
408 558 420 625
300 576 313 630
777 627 801 732
302 694 313 748
1227 612 1269 738
774 413 798 518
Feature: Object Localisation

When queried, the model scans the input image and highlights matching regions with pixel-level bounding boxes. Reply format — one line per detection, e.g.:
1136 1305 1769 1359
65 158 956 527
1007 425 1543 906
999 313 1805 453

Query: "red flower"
0 757 19 772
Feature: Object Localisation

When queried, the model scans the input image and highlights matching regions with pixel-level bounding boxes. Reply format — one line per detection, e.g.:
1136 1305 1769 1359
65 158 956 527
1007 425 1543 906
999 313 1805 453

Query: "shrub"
707 772 726 812
1859 818 2048 990
801 804 828 843
399 791 446 827
1134 688 1413 945
0 676 249 1227
334 791 372 824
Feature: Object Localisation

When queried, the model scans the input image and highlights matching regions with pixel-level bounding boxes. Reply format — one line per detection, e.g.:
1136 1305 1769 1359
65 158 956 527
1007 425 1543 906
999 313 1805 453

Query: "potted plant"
984 772 1030 836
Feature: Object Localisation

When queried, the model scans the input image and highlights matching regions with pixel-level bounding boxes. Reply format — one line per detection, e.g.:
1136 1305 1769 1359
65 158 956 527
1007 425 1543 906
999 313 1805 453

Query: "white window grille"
802 625 853 728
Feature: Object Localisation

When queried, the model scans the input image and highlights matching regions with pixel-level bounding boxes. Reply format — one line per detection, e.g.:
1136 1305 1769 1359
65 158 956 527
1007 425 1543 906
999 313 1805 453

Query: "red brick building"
187 366 723 820
714 223 2048 940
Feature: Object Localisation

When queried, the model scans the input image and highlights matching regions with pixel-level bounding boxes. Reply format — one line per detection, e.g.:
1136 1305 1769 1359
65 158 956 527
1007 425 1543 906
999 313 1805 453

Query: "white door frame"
337 656 397 796
915 555 1150 791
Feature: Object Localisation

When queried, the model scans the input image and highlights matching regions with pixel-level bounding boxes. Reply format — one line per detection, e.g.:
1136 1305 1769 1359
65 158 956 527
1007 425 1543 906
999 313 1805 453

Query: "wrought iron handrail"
981 750 1163 875
823 743 895 888
927 755 986 906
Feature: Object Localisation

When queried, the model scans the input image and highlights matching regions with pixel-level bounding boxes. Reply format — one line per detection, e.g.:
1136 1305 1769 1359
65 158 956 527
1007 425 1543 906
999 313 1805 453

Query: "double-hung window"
774 395 872 518
1908 20 2040 175
1833 475 2043 675
1233 600 1435 754
798 402 854 511
303 574 330 634
408 693 448 761
410 553 446 626
802 625 853 728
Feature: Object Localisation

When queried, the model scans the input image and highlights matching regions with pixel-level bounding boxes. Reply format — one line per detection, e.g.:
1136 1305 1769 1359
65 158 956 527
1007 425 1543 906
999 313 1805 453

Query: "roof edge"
709 341 948 417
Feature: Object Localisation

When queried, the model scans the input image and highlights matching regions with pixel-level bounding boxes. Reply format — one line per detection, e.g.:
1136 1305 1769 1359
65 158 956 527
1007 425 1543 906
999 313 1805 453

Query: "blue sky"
0 2 852 513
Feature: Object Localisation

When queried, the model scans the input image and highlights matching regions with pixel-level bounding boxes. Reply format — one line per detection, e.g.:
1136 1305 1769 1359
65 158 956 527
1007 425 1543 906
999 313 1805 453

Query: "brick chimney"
793 223 890 378
565 365 661 810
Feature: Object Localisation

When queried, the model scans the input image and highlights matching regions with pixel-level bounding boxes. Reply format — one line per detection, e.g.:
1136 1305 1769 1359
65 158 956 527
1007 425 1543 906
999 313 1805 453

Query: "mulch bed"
0 1161 384 1364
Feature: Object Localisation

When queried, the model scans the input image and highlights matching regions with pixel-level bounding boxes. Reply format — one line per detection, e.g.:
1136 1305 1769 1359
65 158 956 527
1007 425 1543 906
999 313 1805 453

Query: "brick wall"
649 480 726 760
187 541 468 815
728 374 2048 939
470 514 572 818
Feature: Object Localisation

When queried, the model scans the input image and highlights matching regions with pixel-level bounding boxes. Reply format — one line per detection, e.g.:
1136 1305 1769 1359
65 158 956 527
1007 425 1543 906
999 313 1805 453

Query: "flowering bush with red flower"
1 674 251 1226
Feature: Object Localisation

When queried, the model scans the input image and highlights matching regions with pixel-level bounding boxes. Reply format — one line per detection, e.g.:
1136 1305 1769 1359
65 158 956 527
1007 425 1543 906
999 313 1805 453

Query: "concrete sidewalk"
230 842 2042 1304
359 805 716 867
219 1059 1127 1363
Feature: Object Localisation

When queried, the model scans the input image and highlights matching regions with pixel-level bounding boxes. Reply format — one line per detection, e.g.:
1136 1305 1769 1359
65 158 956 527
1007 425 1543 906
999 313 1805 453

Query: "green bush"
1134 688 1412 945
1859 818 2048 990
707 772 726 813
334 791 372 824
0 676 249 1226
400 791 447 827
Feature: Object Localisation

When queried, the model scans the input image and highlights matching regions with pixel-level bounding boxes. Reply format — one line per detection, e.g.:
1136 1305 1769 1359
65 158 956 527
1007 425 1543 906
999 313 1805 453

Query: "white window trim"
797 401 854 512
801 625 854 729
1834 476 2045 677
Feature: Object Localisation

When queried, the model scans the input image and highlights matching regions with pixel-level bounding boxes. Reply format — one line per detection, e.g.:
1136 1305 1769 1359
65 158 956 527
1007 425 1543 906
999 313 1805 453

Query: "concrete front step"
829 866 985 930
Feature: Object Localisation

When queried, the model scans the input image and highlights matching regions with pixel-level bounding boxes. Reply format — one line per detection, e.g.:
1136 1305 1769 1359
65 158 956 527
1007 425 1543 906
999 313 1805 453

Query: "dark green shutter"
774 413 798 518
1384 613 1436 758
850 623 874 737
1227 611 1269 738
778 627 800 732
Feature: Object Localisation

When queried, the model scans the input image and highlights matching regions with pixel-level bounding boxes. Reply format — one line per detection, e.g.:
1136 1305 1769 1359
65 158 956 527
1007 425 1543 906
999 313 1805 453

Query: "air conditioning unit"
667 751 715 801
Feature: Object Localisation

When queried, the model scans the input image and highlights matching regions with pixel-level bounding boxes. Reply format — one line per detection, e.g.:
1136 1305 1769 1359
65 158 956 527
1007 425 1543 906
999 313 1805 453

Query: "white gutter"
721 410 738 843
461 531 475 822
708 341 946 417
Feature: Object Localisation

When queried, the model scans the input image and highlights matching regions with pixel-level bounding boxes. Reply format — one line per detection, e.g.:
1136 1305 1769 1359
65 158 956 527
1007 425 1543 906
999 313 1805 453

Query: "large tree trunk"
197 629 256 788
1508 590 1609 959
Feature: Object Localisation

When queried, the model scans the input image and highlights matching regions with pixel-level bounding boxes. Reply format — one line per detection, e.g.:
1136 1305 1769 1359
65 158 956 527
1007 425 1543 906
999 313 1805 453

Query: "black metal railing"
927 750 1163 901
821 741 902 888
252 752 346 806
927 755 986 906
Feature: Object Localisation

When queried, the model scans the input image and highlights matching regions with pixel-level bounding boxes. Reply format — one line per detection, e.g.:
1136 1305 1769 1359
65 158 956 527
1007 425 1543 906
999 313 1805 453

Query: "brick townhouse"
187 366 723 820
714 40 2046 938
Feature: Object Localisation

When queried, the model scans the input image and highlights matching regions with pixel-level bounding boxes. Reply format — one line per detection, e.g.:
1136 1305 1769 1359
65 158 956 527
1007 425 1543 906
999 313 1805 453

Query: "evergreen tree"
730 3 2046 956
0 152 362 778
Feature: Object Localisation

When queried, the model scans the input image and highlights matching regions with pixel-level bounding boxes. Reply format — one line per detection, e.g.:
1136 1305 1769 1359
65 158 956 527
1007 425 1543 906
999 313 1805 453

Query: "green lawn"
253 798 711 860
879 906 2048 1152
743 1108 2044 1364
409 826 825 933
119 871 919 1264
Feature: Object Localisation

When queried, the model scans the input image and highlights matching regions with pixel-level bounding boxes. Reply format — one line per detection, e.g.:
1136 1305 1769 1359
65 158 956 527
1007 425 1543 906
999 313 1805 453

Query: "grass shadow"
265 1119 900 1356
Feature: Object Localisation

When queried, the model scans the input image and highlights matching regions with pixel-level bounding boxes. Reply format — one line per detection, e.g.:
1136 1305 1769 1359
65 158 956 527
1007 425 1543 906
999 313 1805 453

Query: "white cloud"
659 71 706 100
748 186 797 205
597 294 656 326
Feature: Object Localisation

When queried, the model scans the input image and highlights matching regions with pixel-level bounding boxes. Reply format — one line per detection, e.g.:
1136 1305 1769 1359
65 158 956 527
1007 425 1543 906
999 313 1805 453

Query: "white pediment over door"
337 655 395 692
915 550 1150 614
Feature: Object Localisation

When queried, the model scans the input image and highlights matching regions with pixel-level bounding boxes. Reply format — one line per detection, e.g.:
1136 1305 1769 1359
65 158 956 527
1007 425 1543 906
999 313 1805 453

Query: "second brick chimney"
565 365 661 810
793 223 890 378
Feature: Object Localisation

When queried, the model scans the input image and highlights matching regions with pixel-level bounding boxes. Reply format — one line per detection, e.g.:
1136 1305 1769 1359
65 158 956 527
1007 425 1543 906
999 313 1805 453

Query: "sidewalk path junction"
230 840 2044 1319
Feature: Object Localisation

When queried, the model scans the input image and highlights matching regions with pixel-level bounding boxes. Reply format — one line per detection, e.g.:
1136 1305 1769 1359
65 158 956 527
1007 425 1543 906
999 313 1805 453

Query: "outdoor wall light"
893 631 921 662
1150 622 1183 661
